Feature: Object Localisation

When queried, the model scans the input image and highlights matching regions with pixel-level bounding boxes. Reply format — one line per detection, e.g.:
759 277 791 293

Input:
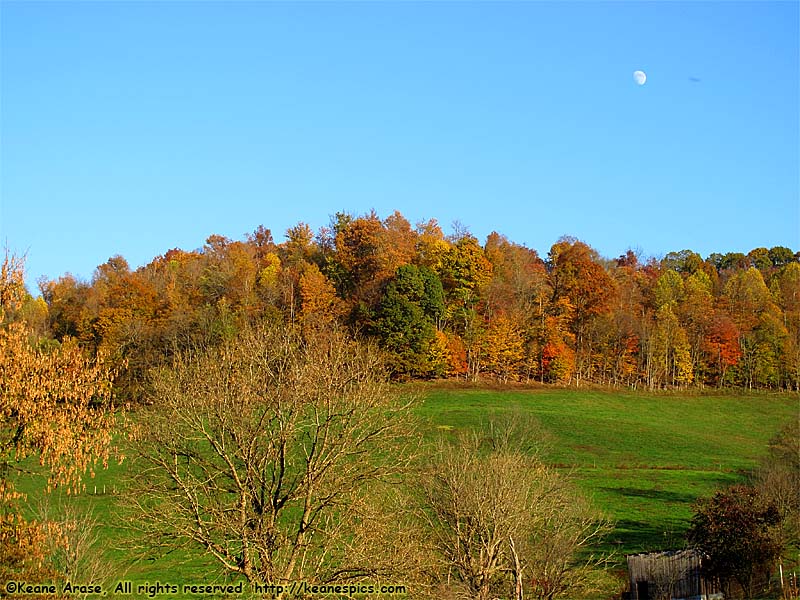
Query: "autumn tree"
772 262 800 389
89 256 165 400
297 262 342 337
39 273 95 345
480 311 526 383
0 251 115 583
747 247 772 273
483 233 550 381
533 311 575 384
651 304 694 388
703 311 742 386
439 234 493 309
332 212 395 309
274 223 320 324
1 254 115 490
646 270 694 387
414 219 451 273
592 253 646 387
483 232 548 319
439 235 493 379
135 248 212 351
725 268 787 388
246 225 277 263
198 236 262 314
687 485 783 599
654 269 685 308
548 238 614 385
680 270 715 382
282 223 317 265
382 210 418 273
24 213 800 391
725 267 775 333
126 323 419 586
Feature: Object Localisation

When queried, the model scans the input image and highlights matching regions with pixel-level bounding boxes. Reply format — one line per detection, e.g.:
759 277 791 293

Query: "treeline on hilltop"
14 210 800 398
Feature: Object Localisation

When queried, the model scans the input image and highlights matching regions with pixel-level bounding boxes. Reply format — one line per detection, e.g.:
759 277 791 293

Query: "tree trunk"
509 536 524 600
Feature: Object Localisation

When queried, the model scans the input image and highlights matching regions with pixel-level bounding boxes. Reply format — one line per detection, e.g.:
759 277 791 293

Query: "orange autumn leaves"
25 211 800 391
1 251 116 494
1 251 117 583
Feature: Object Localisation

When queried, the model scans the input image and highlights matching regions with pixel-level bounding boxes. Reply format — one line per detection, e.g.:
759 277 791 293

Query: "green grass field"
415 384 798 559
14 385 799 593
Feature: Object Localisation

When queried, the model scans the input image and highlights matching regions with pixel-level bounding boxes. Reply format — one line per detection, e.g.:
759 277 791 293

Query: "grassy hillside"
15 386 798 591
415 385 799 558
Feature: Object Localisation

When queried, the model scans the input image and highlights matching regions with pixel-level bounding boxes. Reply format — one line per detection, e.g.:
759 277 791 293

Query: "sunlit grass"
13 385 798 590
415 384 798 559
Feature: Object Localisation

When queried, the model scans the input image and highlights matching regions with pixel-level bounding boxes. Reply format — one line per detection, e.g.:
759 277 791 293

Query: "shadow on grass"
602 486 698 504
602 518 690 559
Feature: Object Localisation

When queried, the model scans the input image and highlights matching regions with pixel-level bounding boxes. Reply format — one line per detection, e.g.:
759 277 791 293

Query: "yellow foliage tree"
653 304 694 387
482 312 525 383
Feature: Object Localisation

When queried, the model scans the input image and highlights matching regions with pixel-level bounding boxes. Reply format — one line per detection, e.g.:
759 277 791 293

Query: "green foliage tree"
747 247 772 272
662 249 703 274
768 246 796 268
371 265 445 378
714 252 749 272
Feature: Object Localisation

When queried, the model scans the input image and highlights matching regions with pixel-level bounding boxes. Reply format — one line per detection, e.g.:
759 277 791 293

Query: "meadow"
17 385 798 593
415 385 798 560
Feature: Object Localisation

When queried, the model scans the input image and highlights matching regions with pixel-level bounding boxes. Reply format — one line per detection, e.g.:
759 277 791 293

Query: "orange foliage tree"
28 211 800 391
0 251 115 582
548 238 613 385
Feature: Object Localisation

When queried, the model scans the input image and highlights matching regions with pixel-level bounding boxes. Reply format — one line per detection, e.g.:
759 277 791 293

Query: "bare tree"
33 497 114 597
124 324 420 588
421 420 611 600
756 419 800 551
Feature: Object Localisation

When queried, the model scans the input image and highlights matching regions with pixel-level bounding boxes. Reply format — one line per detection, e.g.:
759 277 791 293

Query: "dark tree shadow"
603 486 698 504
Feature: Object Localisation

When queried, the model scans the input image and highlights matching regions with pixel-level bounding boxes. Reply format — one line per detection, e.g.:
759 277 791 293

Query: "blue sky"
2 1 798 287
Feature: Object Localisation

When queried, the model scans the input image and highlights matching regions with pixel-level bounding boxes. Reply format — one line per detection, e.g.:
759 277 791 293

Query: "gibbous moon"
633 70 647 86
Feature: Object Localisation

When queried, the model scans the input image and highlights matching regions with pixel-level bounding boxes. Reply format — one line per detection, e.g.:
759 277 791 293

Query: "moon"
633 70 647 86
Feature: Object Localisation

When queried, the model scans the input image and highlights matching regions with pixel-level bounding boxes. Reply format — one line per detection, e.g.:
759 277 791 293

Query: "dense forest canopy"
12 210 800 397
